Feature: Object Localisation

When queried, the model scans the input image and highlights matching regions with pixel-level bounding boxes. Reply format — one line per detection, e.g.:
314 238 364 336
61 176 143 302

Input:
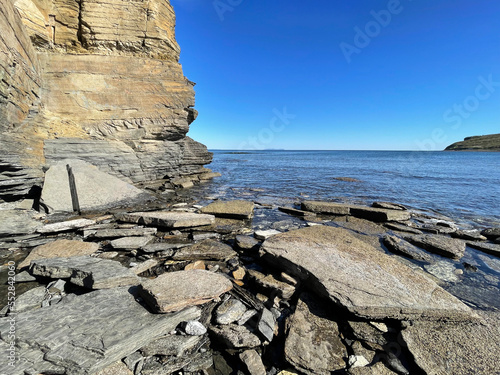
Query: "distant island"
445 133 500 151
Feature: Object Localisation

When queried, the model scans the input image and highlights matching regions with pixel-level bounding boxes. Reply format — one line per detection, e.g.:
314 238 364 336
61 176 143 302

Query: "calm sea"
197 150 500 226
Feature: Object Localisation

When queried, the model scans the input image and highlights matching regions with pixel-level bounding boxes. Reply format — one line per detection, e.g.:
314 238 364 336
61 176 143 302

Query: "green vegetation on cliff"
445 133 500 151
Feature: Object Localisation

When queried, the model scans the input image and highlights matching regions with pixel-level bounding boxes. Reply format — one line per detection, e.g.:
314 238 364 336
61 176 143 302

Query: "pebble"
184 320 207 336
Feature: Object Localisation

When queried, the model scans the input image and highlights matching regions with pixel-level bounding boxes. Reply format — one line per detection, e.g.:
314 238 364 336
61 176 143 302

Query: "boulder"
140 269 233 313
403 234 466 260
30 256 139 289
40 159 151 213
402 310 500 375
18 239 99 269
200 200 255 219
172 239 237 261
261 226 473 321
0 288 201 375
116 211 215 229
284 293 347 374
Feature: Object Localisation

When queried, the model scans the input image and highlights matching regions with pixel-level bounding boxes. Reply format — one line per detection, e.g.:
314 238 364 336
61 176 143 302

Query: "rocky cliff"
445 133 500 151
0 0 212 200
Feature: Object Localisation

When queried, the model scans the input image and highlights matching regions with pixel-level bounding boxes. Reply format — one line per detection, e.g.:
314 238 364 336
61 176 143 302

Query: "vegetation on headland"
445 133 500 151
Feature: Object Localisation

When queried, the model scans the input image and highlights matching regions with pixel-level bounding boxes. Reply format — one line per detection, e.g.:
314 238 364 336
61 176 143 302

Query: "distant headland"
445 133 500 151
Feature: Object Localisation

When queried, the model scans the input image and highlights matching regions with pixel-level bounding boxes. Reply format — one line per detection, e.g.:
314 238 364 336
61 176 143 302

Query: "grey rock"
0 288 201 375
261 226 473 321
372 202 407 211
467 241 500 258
191 232 221 241
123 352 143 372
0 209 42 237
13 286 47 313
451 229 487 241
215 298 247 325
210 324 261 349
347 320 388 347
140 334 202 356
257 308 276 342
402 310 500 375
94 361 134 375
110 236 154 250
14 270 37 283
30 256 139 289
383 235 433 262
254 229 281 240
285 293 347 374
301 200 351 215
240 350 266 375
424 261 460 283
141 242 191 253
47 279 66 293
200 200 255 219
238 309 258 326
403 234 466 260
130 259 158 275
384 222 423 235
40 159 151 213
235 235 260 251
86 227 157 239
481 227 500 239
139 269 233 313
37 218 96 234
185 320 207 336
248 269 296 300
116 211 215 229
172 239 237 261
141 351 213 375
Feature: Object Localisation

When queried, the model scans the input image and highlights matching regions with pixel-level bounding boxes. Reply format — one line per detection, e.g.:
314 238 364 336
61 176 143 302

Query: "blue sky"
171 0 500 150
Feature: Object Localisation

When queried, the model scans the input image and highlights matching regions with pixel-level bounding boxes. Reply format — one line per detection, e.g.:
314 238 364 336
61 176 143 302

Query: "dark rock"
481 227 500 239
248 269 296 300
383 235 433 263
257 308 276 342
348 362 398 374
403 234 466 260
141 242 191 254
284 293 347 374
278 206 315 217
172 239 237 261
349 206 411 222
261 226 473 321
467 241 500 258
372 202 407 211
140 334 202 356
301 201 350 215
384 223 423 235
139 350 213 374
451 229 487 241
210 324 261 349
346 320 388 347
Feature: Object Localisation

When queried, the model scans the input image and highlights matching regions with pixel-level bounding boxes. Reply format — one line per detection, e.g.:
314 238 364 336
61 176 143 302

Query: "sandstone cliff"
0 0 212 200
445 133 500 152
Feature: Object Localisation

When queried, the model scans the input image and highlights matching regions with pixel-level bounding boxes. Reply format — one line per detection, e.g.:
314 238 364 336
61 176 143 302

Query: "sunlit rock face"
0 0 212 200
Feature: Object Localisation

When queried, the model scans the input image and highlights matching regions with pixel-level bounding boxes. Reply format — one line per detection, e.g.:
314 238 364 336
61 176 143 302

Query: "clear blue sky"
171 0 500 150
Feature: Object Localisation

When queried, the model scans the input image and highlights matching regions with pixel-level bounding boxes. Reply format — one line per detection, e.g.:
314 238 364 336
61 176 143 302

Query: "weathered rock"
385 222 423 235
481 227 500 239
348 362 398 375
240 350 267 375
210 324 261 349
451 229 487 241
285 293 347 374
12 286 47 313
254 229 281 240
349 206 411 222
94 361 134 375
248 269 296 299
257 308 276 342
0 288 200 375
141 242 191 253
140 334 202 356
467 241 500 258
18 239 99 269
301 201 350 215
141 351 213 374
14 270 37 282
36 218 96 234
86 227 157 239
110 236 154 250
185 260 206 271
346 320 387 347
215 298 247 325
30 256 139 289
261 226 473 321
140 269 233 313
235 235 261 251
131 259 158 275
402 310 500 375
383 235 433 263
116 211 215 229
184 320 207 336
0 210 42 237
172 239 237 261
403 234 466 260
200 200 255 219
372 202 407 211
348 355 370 369
41 159 151 213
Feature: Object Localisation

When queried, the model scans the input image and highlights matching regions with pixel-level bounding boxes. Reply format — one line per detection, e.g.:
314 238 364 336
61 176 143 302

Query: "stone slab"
200 200 255 219
116 211 215 229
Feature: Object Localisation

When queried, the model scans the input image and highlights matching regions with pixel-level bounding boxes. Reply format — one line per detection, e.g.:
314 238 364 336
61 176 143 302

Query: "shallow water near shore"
200 150 500 227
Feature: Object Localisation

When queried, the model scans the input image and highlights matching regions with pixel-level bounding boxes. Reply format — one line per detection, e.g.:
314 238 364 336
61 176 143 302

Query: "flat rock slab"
18 239 99 269
172 239 237 261
261 226 473 321
372 202 407 211
0 209 42 237
383 235 433 263
116 211 215 229
278 206 315 217
285 293 347 374
349 206 411 222
41 159 151 213
37 218 96 234
110 236 154 250
200 200 255 219
210 324 261 349
30 255 139 289
385 222 423 235
140 269 233 313
0 288 200 375
404 234 466 260
254 229 281 240
86 227 157 239
402 310 500 375
467 241 500 258
301 201 351 215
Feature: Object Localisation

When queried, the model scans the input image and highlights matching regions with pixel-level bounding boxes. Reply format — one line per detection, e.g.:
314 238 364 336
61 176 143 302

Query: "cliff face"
445 134 500 152
0 0 212 200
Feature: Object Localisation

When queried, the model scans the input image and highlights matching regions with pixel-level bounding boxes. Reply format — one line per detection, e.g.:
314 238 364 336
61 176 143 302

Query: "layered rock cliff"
445 133 500 152
0 0 212 200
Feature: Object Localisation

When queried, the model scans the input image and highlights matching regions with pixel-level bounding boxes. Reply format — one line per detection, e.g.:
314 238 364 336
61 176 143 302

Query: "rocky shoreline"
1 190 500 375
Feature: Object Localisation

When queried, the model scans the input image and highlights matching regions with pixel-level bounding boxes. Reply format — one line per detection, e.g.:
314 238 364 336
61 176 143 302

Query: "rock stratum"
445 133 500 151
0 0 212 200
